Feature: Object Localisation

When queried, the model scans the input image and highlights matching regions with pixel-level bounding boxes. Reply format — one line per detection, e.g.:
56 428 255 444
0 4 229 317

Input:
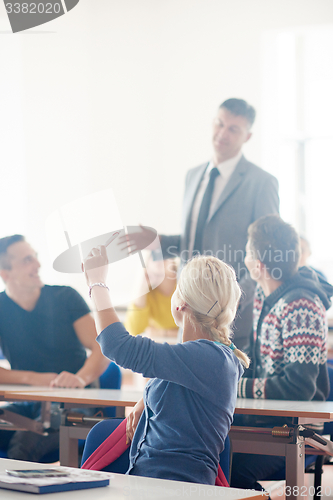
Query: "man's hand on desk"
0 367 58 386
126 397 144 444
50 371 86 388
27 372 57 387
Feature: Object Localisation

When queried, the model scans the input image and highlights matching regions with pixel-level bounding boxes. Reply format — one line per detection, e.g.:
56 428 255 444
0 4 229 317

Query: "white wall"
0 0 332 294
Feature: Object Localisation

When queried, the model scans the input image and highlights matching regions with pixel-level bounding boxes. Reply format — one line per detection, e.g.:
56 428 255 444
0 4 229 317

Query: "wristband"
89 282 110 299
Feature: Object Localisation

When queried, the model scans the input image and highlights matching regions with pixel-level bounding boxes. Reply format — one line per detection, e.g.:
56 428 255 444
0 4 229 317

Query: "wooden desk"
231 399 333 500
0 458 265 500
3 388 143 408
2 388 142 466
0 385 64 435
235 398 333 420
0 385 51 399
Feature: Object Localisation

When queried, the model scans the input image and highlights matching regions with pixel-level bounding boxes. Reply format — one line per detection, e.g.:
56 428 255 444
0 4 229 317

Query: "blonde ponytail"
178 256 250 369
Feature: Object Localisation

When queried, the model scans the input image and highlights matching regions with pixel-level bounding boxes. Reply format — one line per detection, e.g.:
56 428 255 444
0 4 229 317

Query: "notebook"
0 467 110 494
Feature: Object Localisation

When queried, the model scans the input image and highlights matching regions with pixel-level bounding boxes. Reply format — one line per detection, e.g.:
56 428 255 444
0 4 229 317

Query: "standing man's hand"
118 225 159 254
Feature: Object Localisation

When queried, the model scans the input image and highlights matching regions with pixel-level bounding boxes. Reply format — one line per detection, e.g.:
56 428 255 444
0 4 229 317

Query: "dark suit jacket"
160 155 279 350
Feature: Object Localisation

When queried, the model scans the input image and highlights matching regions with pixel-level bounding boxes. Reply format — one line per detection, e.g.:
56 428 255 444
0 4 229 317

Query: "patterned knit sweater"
238 266 333 400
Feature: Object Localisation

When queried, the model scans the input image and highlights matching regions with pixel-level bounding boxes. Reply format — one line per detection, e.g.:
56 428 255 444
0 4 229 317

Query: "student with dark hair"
0 235 109 461
119 98 279 351
230 215 333 492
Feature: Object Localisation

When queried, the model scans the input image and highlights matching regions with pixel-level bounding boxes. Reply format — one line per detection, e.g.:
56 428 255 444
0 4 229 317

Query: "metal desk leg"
285 440 305 500
59 425 78 467
59 425 89 467
229 425 306 500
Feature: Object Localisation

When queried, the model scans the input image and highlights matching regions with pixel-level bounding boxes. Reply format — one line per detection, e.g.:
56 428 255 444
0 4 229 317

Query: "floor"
261 463 333 500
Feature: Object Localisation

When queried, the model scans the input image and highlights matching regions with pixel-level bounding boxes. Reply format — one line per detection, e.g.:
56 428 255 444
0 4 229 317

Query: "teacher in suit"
121 98 279 351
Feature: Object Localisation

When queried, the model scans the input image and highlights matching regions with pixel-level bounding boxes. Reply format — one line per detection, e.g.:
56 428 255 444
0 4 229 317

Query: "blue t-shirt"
0 285 89 374
97 322 243 485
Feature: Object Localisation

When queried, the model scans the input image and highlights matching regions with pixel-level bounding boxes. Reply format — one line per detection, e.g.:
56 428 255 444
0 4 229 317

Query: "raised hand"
83 245 109 286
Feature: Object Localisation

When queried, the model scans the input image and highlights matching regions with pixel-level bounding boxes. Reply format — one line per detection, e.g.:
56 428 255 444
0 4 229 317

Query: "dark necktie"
193 167 220 255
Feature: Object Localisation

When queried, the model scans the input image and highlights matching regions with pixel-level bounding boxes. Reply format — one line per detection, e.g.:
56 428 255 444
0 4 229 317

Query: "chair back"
81 418 130 473
82 418 231 482
99 362 122 389
99 362 122 417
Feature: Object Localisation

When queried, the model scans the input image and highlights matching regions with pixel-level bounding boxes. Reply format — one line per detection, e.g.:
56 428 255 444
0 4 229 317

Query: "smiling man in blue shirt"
0 234 109 461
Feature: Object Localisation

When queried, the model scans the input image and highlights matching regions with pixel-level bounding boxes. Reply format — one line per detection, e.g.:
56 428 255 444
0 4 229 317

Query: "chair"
81 417 231 483
99 362 122 417
81 418 130 473
77 362 122 455
100 362 122 390
0 362 122 463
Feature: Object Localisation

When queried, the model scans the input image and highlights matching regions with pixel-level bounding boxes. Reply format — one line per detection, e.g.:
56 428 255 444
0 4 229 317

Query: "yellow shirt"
125 286 177 336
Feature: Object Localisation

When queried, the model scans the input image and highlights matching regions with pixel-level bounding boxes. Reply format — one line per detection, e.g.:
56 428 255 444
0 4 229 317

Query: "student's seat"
99 362 122 417
81 418 129 473
81 417 231 483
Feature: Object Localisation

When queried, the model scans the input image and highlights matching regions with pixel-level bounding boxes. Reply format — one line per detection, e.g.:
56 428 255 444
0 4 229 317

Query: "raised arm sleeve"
97 322 241 403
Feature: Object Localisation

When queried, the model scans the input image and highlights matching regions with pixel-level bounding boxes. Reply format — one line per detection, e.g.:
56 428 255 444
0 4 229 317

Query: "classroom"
0 1 333 499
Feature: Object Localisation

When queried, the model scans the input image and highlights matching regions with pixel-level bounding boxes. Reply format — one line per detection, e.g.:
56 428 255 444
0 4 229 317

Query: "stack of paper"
0 467 111 494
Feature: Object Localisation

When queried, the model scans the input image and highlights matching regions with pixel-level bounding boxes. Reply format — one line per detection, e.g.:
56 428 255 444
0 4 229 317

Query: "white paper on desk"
0 467 113 486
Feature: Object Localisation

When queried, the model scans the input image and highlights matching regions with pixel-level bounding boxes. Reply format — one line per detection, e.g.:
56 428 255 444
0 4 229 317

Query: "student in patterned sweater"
230 214 333 491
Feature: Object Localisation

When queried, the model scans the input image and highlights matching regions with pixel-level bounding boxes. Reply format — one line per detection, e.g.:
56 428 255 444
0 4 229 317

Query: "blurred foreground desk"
2 388 142 466
0 459 266 500
232 399 333 500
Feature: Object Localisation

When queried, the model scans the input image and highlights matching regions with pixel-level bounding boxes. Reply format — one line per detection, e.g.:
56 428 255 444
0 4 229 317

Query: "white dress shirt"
188 150 243 256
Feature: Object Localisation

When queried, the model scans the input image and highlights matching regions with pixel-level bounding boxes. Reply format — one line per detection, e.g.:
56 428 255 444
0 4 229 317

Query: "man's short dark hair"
0 235 25 270
220 98 256 128
248 215 300 282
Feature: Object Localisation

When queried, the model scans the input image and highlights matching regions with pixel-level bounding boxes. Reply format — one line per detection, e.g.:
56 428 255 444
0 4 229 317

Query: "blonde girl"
84 249 249 485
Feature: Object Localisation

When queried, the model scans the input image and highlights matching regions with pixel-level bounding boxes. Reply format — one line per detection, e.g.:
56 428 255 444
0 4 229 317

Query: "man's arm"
0 366 57 386
238 361 320 400
238 298 327 400
50 313 110 388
